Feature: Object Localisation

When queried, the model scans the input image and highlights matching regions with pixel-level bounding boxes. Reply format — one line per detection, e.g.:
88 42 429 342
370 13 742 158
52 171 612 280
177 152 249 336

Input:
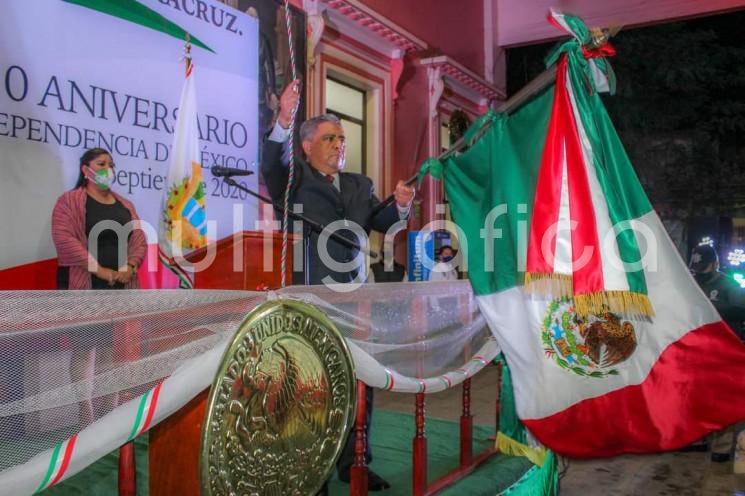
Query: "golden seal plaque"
201 299 356 496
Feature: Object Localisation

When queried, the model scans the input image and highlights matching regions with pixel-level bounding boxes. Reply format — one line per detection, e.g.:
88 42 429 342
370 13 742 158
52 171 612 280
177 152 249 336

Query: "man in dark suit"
261 81 415 491
262 82 413 287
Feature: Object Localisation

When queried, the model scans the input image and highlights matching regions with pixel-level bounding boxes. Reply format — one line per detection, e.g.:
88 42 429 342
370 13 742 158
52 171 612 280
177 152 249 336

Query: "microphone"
210 166 255 177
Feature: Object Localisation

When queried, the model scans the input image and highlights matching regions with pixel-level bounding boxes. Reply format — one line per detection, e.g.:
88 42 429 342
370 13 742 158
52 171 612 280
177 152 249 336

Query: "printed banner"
0 0 259 279
407 230 434 281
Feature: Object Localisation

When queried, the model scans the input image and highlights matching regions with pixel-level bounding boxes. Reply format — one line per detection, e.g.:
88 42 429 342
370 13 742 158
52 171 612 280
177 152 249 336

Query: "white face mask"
87 167 114 190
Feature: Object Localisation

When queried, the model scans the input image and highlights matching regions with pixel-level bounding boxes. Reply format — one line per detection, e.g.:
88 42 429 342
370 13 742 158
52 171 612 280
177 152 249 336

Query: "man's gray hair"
299 113 342 142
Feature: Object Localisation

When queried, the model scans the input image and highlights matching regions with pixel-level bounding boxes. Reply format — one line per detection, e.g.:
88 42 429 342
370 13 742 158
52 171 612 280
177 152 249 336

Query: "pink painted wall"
346 1 493 228
360 0 486 77
497 0 745 46
389 55 430 207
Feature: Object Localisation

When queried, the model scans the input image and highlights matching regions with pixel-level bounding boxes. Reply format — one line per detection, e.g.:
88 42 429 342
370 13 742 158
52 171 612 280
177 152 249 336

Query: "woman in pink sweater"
51 147 148 423
52 148 147 289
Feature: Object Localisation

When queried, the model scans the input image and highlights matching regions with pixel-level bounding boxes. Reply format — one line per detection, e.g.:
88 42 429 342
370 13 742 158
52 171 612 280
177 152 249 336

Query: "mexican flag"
158 56 208 289
425 11 745 457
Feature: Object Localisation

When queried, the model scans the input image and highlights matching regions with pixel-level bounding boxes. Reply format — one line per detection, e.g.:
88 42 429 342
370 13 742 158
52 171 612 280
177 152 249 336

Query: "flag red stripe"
523 321 745 458
557 56 604 293
49 434 78 487
546 12 566 33
140 382 163 433
526 61 567 273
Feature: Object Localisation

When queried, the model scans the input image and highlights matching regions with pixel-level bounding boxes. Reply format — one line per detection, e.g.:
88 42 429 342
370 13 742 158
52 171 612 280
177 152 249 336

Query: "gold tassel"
496 432 547 467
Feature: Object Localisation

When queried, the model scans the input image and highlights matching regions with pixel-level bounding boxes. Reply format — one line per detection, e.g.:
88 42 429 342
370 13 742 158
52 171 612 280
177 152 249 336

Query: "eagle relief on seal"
201 300 356 496
542 298 638 378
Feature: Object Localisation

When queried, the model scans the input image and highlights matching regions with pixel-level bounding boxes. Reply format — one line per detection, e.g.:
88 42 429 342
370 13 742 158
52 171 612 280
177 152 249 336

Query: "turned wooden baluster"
114 319 141 496
350 380 368 496
412 392 427 496
460 378 473 467
118 442 136 496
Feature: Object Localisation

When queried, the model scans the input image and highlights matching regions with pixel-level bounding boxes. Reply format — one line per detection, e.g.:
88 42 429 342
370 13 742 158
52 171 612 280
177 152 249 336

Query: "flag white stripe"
136 392 153 435
565 71 629 291
550 10 575 40
159 67 202 261
165 75 198 188
48 439 67 484
588 60 610 93
553 143 573 275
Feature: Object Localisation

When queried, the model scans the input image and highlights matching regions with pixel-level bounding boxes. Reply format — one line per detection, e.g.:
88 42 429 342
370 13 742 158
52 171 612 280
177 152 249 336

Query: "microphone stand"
220 176 377 285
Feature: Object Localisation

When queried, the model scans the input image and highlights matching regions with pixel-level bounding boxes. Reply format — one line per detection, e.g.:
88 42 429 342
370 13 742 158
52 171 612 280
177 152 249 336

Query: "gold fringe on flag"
574 290 654 319
524 272 655 318
523 272 573 299
496 432 547 467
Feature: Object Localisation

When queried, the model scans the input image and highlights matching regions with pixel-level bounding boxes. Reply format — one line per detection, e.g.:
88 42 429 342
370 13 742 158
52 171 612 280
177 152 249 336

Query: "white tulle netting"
0 281 500 493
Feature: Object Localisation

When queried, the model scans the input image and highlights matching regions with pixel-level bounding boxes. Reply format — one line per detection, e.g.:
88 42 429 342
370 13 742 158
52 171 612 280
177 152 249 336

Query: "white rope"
280 0 299 288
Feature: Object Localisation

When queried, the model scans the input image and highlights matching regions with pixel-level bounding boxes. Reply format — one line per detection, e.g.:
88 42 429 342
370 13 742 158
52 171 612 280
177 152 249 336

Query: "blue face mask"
442 255 453 263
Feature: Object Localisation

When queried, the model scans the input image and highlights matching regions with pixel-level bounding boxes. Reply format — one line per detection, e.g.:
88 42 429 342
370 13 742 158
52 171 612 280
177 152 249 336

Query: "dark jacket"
696 271 745 340
370 261 406 283
261 139 401 285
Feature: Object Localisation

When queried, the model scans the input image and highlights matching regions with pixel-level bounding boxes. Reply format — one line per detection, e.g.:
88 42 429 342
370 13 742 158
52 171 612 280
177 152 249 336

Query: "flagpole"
184 32 191 73
158 33 202 289
370 65 558 216
441 65 558 160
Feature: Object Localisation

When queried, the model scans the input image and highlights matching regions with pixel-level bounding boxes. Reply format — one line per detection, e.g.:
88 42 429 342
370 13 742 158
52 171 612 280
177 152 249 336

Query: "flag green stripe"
128 392 150 441
63 0 214 53
564 55 651 293
444 86 555 295
35 443 62 493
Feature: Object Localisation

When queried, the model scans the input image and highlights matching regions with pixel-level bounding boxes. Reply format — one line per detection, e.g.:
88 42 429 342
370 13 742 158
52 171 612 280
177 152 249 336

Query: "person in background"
429 245 459 282
690 244 745 341
52 147 147 289
369 238 406 283
51 147 147 424
689 243 745 462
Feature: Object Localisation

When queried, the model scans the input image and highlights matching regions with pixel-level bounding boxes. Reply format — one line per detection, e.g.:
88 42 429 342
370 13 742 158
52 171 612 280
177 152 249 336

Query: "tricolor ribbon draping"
544 8 617 96
524 9 653 318
582 44 616 60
